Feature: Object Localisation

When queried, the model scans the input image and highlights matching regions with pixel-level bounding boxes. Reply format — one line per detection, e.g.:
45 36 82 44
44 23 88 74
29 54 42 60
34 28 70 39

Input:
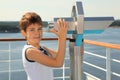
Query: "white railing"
84 40 120 80
0 38 120 80
0 38 70 80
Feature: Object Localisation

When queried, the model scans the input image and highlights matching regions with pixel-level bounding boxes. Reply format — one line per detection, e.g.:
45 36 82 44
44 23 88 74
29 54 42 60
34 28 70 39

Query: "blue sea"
0 27 120 80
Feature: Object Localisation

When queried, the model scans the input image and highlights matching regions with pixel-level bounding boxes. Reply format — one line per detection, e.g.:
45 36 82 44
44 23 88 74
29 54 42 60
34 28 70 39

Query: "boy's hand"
50 19 68 39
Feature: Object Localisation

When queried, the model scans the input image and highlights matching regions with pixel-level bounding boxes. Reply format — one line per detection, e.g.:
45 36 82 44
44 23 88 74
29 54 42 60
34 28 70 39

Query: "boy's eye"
27 27 42 32
30 29 34 31
38 28 42 30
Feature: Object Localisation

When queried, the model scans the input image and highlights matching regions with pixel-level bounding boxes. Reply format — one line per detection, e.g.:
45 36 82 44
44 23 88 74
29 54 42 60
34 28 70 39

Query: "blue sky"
0 0 120 21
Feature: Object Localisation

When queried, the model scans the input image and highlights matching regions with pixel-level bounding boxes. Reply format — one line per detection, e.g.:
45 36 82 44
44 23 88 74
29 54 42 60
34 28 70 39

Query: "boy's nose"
35 30 39 34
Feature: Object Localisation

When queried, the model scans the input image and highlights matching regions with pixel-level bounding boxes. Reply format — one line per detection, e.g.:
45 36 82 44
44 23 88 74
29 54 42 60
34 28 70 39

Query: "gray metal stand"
52 1 114 80
69 38 84 80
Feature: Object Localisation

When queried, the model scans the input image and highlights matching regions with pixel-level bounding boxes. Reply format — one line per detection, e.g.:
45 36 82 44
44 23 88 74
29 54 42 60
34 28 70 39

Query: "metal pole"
69 38 84 80
69 39 75 80
74 39 84 80
74 46 83 80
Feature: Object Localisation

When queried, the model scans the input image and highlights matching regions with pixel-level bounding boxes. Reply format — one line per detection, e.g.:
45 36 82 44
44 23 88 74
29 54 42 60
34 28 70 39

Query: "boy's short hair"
19 12 42 32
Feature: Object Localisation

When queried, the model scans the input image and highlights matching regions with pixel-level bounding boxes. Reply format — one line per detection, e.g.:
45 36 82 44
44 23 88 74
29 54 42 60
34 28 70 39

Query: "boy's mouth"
34 37 40 39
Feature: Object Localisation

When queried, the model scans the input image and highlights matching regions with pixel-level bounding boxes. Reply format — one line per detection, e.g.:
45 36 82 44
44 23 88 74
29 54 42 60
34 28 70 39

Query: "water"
0 27 120 80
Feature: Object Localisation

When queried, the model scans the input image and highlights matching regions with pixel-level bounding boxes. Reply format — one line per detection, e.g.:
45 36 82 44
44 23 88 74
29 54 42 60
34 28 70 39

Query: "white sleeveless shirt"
22 45 53 80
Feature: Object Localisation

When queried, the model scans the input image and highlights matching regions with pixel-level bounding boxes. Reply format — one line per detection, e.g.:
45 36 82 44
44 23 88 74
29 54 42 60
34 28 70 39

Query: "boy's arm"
50 18 68 66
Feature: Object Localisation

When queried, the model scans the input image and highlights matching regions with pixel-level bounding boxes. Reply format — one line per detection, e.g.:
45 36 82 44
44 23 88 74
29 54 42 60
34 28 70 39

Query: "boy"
19 12 68 80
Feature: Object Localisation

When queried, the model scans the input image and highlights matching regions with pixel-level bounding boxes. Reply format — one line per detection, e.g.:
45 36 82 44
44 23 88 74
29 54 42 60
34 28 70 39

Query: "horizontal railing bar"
0 59 22 62
0 60 9 62
112 59 120 64
0 50 9 52
85 51 106 59
83 72 101 80
0 38 26 41
54 76 70 79
0 69 24 73
0 38 120 50
84 40 120 50
0 38 70 41
83 61 106 71
53 67 69 69
112 72 120 77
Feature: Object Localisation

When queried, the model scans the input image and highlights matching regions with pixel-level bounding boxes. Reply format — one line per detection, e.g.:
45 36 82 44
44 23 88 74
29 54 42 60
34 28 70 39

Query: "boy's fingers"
57 19 60 30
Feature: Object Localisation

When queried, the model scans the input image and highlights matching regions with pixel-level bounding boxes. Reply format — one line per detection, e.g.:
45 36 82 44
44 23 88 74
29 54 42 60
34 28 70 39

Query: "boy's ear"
21 30 26 37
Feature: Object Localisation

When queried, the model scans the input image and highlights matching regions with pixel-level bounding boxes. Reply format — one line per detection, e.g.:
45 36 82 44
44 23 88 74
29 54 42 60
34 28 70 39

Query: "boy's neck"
28 42 40 49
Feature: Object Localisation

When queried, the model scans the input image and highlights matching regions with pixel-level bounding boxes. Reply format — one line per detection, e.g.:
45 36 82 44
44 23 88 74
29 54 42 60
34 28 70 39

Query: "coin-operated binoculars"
53 1 114 80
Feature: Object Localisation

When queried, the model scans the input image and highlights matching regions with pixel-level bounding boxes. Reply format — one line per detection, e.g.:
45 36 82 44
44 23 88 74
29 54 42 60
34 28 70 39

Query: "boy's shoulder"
24 44 33 47
23 44 34 50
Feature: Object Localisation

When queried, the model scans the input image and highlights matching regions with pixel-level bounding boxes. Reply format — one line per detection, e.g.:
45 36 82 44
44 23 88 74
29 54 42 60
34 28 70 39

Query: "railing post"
106 48 111 80
62 64 65 80
8 42 11 80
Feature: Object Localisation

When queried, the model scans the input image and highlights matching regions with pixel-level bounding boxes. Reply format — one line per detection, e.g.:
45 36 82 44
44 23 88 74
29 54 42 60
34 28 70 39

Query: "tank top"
22 45 53 80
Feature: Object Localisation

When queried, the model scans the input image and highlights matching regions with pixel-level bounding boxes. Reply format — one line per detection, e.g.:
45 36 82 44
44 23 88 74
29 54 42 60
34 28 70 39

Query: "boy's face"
23 23 43 45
